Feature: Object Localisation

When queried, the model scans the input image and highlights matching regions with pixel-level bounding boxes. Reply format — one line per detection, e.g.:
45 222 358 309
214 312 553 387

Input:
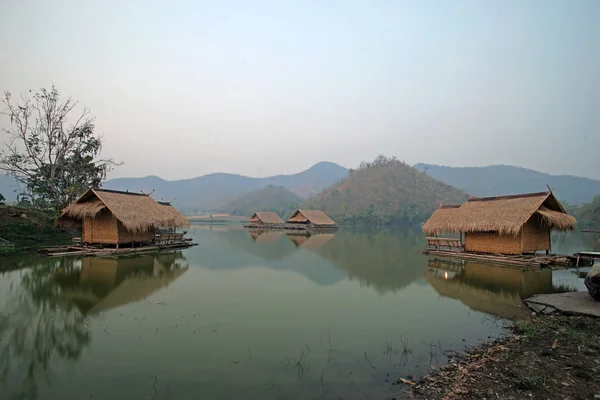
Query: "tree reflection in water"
0 257 91 400
0 251 188 399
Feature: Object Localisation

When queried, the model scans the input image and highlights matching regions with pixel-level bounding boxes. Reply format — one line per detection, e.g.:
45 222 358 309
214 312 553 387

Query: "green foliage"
223 185 303 219
564 195 600 228
0 192 5 205
0 205 71 252
303 155 468 225
0 86 119 211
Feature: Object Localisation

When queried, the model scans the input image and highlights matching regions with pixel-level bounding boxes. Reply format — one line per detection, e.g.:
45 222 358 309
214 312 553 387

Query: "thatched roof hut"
287 209 336 226
422 191 577 255
422 205 461 235
58 188 189 245
248 212 284 225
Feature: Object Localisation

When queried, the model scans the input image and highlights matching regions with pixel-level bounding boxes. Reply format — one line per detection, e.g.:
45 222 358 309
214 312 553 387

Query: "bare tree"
0 86 120 210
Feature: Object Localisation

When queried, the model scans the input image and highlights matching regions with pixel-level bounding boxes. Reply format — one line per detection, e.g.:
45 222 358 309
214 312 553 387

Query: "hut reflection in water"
54 252 189 315
425 258 561 319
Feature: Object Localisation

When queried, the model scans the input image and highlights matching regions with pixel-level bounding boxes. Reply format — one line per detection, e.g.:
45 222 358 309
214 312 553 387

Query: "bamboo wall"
117 222 155 244
465 231 522 255
82 210 155 245
521 216 551 253
83 210 118 244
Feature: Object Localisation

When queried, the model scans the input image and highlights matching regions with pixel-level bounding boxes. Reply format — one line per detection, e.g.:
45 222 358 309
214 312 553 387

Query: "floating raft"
422 248 592 269
40 241 198 258
243 222 339 232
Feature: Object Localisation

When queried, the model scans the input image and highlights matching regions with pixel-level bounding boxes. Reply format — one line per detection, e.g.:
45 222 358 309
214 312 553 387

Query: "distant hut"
287 210 337 228
248 212 284 226
57 188 189 246
422 191 577 255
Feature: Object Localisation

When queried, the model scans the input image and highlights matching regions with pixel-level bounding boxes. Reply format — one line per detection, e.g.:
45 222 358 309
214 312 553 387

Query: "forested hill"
414 164 600 204
222 186 302 219
303 156 468 224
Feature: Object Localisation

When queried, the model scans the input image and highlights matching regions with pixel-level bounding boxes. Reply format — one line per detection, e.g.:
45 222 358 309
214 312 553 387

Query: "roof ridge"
467 191 549 202
94 188 149 197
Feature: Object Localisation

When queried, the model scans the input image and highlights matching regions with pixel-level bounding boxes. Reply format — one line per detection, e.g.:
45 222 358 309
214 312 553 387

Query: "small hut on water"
422 191 577 255
287 209 337 228
57 188 189 247
248 212 285 227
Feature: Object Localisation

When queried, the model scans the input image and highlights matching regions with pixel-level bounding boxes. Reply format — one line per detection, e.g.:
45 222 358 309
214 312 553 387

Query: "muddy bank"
406 315 600 400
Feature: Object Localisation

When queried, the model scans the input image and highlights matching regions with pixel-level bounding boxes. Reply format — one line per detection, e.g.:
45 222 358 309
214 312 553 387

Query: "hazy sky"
1 0 599 180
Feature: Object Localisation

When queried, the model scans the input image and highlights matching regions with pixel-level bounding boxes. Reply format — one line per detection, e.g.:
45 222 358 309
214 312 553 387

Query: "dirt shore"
407 315 600 400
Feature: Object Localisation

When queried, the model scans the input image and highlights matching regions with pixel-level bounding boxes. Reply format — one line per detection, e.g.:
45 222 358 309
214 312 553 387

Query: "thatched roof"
58 188 189 233
288 209 336 226
249 212 284 224
422 191 576 236
421 205 461 236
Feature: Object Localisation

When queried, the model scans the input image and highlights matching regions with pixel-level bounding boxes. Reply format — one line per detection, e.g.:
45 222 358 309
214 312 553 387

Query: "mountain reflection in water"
0 227 588 400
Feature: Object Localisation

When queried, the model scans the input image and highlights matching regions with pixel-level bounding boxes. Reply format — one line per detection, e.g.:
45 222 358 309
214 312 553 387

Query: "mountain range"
103 161 348 213
414 164 600 204
2 161 599 214
223 186 302 219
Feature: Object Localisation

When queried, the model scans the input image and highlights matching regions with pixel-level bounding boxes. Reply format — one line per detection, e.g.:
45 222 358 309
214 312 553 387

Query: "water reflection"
0 227 589 400
55 252 189 315
286 232 336 248
0 257 91 399
425 258 564 319
0 252 188 399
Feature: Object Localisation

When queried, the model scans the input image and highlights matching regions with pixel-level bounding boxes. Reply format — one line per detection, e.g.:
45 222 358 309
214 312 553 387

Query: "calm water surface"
0 227 592 400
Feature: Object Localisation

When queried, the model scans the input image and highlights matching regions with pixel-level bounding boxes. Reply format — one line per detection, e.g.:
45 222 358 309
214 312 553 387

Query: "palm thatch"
287 209 336 226
421 205 461 236
249 212 284 224
58 188 189 233
422 191 577 236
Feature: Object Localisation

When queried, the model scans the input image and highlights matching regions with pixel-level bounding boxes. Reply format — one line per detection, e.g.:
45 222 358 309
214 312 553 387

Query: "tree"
0 86 119 211
0 192 5 205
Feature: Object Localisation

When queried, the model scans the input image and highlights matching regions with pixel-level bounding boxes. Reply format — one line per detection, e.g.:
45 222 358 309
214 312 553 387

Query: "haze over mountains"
2 161 599 214
103 161 348 213
414 164 600 204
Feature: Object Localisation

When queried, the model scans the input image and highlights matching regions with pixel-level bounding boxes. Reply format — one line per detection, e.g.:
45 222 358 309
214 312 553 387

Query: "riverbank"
0 205 71 257
409 314 600 399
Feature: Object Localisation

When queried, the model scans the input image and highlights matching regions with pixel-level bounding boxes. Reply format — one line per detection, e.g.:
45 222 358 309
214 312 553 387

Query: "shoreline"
403 314 600 399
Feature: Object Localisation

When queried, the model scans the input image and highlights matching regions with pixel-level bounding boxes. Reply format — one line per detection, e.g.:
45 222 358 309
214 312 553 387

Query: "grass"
0 205 72 256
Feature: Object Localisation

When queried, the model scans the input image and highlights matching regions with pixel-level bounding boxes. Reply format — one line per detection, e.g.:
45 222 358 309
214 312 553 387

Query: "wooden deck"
40 241 197 258
243 222 339 232
422 248 592 268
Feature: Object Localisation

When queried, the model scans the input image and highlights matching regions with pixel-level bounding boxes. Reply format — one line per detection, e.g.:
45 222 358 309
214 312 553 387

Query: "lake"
0 226 592 400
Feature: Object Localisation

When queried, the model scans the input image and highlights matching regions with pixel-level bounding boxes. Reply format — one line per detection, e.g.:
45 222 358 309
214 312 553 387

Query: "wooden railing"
426 237 464 251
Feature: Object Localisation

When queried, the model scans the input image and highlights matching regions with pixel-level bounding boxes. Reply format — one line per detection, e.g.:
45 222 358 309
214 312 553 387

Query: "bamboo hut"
57 188 189 246
422 191 577 255
287 209 337 227
248 212 284 226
